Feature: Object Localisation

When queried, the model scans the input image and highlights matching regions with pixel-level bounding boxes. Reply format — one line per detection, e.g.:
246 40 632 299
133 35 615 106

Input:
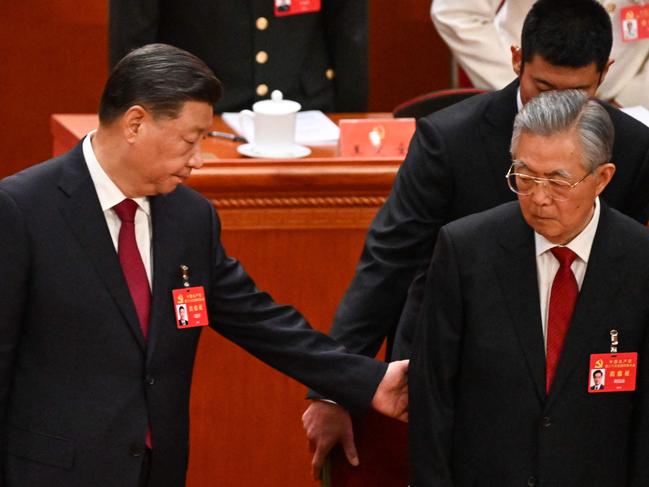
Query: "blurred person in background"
432 0 649 107
109 1 368 112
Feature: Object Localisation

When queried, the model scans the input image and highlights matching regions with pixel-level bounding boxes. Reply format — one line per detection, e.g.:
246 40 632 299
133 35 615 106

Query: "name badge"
588 352 638 393
275 0 321 17
338 118 416 157
172 286 209 329
620 4 649 42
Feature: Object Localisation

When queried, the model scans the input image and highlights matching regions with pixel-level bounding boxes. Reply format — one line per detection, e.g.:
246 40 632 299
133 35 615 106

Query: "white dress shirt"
535 197 601 352
82 132 153 288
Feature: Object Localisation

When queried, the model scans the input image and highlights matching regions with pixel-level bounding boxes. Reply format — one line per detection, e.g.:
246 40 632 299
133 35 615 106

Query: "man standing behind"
302 0 649 477
410 90 649 486
432 0 649 107
0 44 406 487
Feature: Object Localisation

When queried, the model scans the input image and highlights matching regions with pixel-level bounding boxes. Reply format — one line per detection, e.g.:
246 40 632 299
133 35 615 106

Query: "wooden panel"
0 1 107 178
186 148 397 486
187 226 373 487
368 0 452 111
52 115 402 486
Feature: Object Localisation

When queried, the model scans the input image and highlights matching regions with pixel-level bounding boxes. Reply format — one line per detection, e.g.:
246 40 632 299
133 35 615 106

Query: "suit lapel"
481 80 519 199
145 194 181 362
494 208 547 403
57 144 146 349
545 205 627 409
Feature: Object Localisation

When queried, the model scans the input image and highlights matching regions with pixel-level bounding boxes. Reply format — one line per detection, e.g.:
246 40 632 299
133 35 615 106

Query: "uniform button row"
255 69 334 99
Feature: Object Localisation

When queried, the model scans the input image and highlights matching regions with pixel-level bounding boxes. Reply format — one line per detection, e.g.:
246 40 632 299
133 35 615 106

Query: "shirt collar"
516 87 523 112
534 197 601 264
82 131 150 215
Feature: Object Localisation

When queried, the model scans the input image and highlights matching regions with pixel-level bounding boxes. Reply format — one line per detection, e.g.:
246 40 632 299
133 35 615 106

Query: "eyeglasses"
505 162 592 201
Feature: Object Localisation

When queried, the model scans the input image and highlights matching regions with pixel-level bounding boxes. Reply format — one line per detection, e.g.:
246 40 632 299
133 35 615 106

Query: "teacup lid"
252 90 301 115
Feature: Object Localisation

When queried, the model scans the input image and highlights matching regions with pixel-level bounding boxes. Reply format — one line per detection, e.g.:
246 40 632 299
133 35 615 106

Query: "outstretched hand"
371 360 409 422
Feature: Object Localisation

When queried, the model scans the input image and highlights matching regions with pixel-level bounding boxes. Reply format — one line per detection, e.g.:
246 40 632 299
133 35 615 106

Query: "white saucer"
237 143 311 159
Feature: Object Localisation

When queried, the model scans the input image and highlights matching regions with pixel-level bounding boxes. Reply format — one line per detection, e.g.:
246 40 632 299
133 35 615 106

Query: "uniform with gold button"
109 0 369 112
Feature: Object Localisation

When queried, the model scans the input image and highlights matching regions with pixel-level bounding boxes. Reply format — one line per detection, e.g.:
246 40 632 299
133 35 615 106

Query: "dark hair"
593 370 603 378
521 0 612 72
99 43 221 124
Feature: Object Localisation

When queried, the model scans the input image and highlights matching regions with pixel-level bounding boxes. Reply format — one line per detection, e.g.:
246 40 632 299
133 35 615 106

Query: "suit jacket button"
146 375 155 386
541 416 552 427
129 444 147 457
527 476 537 486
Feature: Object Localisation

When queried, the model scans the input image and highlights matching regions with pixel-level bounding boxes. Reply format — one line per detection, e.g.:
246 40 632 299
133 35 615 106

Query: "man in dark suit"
108 0 367 113
590 369 605 390
176 306 189 327
302 0 649 477
409 89 649 486
0 44 407 487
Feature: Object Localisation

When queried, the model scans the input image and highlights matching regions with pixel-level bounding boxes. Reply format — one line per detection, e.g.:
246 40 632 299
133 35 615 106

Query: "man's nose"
188 144 204 169
529 180 553 205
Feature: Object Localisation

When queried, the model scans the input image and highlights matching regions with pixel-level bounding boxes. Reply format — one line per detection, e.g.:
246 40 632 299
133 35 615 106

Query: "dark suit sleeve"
603 105 649 224
108 0 160 67
0 190 30 467
409 226 462 487
323 0 368 111
203 204 387 414
325 116 454 361
629 314 649 485
614 126 649 224
630 148 649 224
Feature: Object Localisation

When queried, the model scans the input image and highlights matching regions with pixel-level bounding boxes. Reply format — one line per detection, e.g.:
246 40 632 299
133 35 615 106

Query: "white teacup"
239 90 301 155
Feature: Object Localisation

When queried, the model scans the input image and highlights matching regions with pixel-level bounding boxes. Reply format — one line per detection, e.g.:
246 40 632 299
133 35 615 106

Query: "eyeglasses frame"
505 161 593 201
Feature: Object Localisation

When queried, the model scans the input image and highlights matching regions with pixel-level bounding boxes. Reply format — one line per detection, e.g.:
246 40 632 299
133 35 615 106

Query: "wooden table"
51 113 407 487
52 113 403 230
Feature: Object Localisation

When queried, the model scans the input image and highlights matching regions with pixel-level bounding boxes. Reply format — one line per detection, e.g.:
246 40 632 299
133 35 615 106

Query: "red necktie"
546 247 578 394
114 199 152 448
114 199 151 339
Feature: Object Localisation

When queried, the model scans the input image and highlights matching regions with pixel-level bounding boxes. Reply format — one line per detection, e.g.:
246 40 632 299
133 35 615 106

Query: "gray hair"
510 90 614 172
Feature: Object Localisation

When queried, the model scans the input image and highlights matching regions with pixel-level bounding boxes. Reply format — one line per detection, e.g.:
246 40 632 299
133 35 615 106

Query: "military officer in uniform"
109 0 368 112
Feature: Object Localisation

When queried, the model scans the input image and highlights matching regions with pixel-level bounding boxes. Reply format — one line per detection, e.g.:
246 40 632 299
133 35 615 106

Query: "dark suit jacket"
409 201 649 487
108 0 368 113
0 143 386 487
323 80 649 368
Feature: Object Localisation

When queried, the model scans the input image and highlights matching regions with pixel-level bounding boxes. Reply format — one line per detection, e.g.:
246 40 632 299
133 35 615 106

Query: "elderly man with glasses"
302 3 649 479
409 89 649 487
